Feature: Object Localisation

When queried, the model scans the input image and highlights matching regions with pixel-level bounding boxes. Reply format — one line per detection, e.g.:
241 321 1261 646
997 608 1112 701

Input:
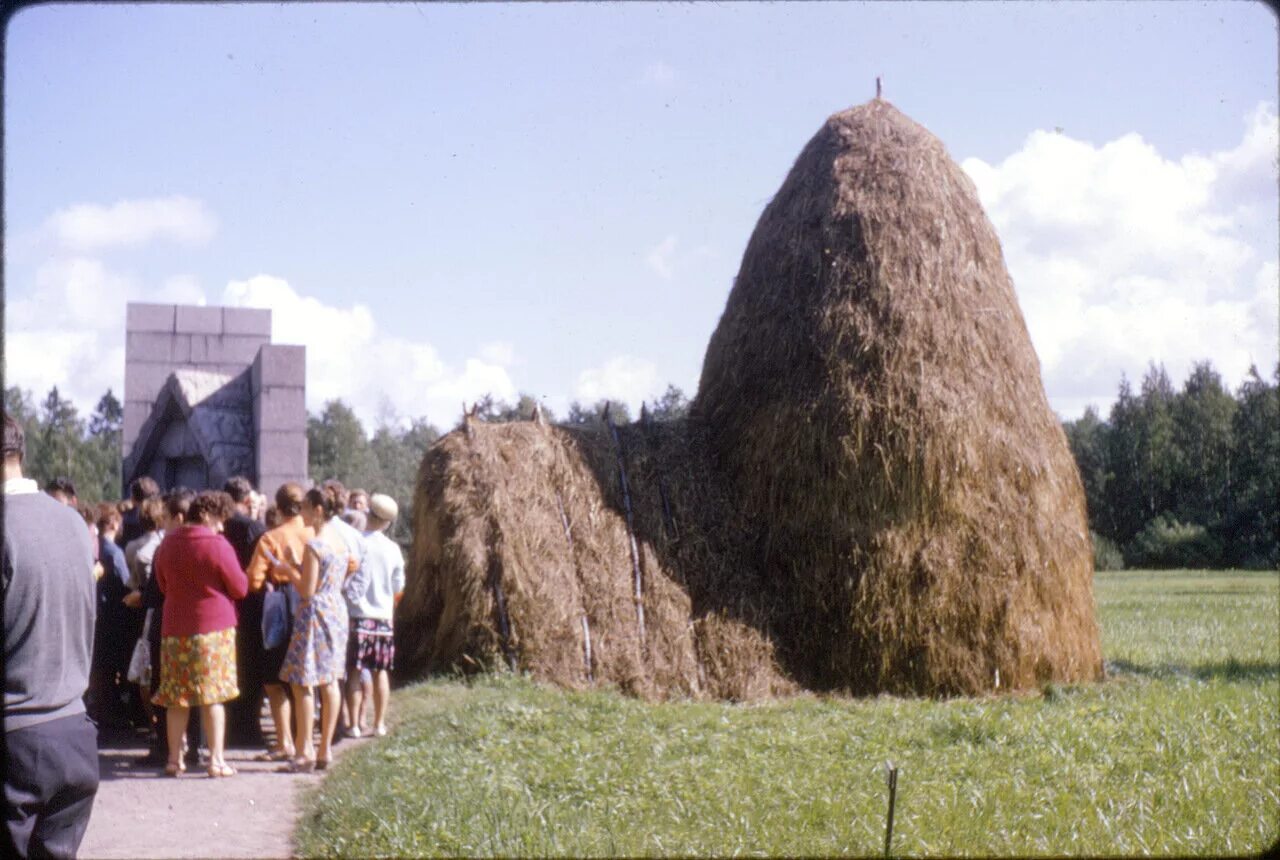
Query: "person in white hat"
343 493 405 737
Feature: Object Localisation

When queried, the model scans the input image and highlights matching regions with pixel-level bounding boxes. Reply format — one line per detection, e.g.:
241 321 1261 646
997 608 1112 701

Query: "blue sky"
5 1 1277 428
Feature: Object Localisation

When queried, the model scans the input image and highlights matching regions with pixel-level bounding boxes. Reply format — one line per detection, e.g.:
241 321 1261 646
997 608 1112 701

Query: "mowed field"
297 570 1279 856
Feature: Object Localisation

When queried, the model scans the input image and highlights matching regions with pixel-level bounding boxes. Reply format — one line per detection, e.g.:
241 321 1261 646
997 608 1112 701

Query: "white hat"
369 493 399 523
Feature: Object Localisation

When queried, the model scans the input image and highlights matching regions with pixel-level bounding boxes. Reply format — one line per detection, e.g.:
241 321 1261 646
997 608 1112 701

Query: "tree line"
1063 361 1278 570
5 370 1274 570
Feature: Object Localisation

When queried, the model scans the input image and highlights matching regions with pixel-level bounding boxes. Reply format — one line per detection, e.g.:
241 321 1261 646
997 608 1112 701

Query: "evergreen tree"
1105 376 1145 542
1063 405 1112 535
88 389 123 438
1137 363 1179 522
648 384 690 421
1171 362 1236 530
31 386 87 492
1227 365 1280 567
85 389 124 501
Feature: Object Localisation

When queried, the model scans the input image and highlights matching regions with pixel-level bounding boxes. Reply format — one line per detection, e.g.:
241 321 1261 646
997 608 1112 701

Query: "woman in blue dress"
274 485 350 772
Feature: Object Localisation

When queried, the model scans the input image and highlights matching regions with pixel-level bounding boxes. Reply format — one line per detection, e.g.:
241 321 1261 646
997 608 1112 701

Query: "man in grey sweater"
3 414 99 859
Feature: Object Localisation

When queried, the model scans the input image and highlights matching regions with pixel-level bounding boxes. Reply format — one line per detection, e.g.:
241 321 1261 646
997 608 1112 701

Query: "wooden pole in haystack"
555 489 595 682
604 404 647 650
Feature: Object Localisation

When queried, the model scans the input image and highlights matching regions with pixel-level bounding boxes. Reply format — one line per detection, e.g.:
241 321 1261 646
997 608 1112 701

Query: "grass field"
297 570 1279 856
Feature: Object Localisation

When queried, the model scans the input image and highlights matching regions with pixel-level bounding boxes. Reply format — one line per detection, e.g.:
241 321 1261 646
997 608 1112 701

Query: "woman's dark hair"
305 485 343 521
321 479 349 511
164 487 196 522
223 476 254 504
47 476 77 498
3 414 25 461
138 497 165 532
275 482 305 518
129 476 160 504
189 490 235 526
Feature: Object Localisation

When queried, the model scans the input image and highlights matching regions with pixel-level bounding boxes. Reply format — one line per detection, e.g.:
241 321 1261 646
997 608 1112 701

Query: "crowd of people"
3 413 407 857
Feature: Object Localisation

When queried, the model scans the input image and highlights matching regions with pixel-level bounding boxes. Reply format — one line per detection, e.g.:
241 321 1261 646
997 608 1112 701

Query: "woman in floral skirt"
274 484 350 772
151 490 247 777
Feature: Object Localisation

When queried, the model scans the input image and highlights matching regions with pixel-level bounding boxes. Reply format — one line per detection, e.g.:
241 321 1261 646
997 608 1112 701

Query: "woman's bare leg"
165 706 190 769
344 673 364 735
373 670 391 734
317 681 341 763
265 683 294 756
201 703 226 769
291 683 315 762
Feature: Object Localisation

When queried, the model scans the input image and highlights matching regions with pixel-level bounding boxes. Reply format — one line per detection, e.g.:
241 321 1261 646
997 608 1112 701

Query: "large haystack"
694 98 1102 694
398 97 1102 699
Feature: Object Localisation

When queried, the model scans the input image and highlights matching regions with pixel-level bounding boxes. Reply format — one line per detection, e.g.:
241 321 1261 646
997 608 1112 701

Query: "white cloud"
44 195 218 252
222 275 517 429
3 258 162 408
961 102 1279 418
646 234 679 280
574 355 663 413
641 61 676 86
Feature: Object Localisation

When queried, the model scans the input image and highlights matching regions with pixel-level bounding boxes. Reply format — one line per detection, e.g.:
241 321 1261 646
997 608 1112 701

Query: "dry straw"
397 99 1103 699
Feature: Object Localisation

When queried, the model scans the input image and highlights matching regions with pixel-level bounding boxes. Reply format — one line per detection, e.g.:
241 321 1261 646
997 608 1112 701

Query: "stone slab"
222 307 273 337
126 303 176 333
174 305 224 335
189 334 268 366
255 345 306 389
254 386 305 433
255 431 308 485
125 363 178 407
126 332 195 365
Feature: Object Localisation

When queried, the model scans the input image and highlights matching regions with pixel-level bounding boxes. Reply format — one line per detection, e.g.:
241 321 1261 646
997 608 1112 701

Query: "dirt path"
79 736 367 859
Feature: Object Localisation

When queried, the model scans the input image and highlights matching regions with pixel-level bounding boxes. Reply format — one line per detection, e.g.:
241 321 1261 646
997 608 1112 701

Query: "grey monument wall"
122 302 307 496
252 344 308 499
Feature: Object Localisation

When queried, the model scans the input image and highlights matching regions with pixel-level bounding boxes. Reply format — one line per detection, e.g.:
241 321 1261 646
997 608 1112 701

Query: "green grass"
297 570 1279 856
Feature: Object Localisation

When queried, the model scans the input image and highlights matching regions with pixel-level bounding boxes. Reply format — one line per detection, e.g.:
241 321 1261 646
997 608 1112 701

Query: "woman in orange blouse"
244 483 314 762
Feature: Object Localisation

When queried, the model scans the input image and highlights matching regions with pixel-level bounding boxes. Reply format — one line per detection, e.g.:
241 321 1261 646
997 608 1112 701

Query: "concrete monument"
121 303 307 496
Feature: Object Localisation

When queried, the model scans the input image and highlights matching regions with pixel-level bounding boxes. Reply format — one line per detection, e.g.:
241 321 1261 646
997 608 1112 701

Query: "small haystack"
694 99 1102 694
397 413 796 701
398 98 1102 699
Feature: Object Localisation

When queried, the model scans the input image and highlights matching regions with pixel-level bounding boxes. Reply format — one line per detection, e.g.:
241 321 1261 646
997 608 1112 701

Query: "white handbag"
126 608 154 685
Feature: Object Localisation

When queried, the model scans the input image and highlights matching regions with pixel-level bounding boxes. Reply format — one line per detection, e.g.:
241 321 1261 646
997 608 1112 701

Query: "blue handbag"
261 583 289 650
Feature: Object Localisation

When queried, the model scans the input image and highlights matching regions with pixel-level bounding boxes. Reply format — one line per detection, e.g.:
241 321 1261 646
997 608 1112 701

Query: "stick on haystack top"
694 98 1102 693
399 98 1103 699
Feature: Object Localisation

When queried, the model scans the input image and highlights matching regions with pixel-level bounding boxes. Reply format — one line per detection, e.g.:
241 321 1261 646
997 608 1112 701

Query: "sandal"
207 763 237 778
277 757 315 774
254 749 294 762
164 760 186 777
315 758 330 771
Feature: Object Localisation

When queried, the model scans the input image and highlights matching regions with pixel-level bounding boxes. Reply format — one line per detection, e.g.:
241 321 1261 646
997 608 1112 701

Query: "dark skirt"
262 584 299 685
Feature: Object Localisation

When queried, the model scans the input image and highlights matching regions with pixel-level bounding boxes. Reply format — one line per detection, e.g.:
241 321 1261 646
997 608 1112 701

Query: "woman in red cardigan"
151 491 248 777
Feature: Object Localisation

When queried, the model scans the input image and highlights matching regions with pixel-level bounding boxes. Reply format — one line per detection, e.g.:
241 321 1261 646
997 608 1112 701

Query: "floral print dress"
279 538 349 686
